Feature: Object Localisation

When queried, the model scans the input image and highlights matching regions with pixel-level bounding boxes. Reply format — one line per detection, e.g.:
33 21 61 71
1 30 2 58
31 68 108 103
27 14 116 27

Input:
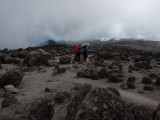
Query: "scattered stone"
38 65 44 70
120 83 128 90
54 91 71 104
134 61 151 69
156 76 160 86
141 76 152 84
127 82 136 89
138 90 146 94
77 68 99 80
45 87 52 92
48 60 58 67
57 67 66 74
19 50 28 58
1 94 18 108
109 74 123 83
0 61 2 69
98 68 108 79
53 70 58 76
153 103 160 120
0 68 24 87
3 56 13 64
59 55 71 64
127 76 136 82
4 85 18 93
149 73 157 78
22 67 35 72
143 85 154 91
106 87 120 96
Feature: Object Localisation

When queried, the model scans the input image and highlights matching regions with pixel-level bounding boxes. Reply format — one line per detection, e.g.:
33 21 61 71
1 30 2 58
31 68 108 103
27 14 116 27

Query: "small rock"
4 85 18 93
38 65 44 70
127 82 136 89
57 67 66 74
138 90 145 94
120 83 128 90
143 85 154 91
1 94 18 108
149 73 157 78
156 76 160 86
127 76 136 82
109 74 122 83
106 87 120 96
141 76 152 84
59 55 71 64
48 60 58 67
54 91 71 104
45 87 52 92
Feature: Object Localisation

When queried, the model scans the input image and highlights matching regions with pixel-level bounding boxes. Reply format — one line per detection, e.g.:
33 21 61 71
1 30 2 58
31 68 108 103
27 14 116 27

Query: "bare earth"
0 52 159 119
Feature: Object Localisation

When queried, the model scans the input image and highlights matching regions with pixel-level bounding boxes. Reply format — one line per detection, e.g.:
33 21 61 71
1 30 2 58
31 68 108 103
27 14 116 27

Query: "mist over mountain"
1 0 160 49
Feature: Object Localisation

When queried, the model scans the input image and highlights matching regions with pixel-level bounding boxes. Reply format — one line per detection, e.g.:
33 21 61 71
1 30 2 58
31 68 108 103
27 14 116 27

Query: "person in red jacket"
74 45 80 61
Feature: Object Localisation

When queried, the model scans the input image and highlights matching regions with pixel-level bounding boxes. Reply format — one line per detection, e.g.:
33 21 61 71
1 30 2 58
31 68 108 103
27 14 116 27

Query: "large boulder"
66 84 153 120
59 55 71 64
23 49 51 66
0 68 24 87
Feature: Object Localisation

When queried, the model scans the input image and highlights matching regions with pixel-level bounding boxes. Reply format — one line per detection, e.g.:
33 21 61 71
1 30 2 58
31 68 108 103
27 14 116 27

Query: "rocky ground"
0 44 160 120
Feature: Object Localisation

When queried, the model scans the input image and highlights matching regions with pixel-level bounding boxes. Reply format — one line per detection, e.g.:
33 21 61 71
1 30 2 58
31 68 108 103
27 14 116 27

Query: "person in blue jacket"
82 43 89 61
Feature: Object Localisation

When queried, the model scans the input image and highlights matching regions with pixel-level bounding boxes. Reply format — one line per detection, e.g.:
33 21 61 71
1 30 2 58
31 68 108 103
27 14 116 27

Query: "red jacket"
74 45 80 53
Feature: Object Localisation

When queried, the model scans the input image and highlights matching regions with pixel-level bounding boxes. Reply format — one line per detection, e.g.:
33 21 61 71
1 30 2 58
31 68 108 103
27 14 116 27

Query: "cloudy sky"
0 0 160 49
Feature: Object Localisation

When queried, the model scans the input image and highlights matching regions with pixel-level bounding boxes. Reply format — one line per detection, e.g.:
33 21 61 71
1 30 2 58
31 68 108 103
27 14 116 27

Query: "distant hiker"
82 43 89 61
74 45 80 61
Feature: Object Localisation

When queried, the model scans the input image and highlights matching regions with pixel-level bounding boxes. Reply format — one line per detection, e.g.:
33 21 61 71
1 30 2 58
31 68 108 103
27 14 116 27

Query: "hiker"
74 45 80 61
82 43 89 61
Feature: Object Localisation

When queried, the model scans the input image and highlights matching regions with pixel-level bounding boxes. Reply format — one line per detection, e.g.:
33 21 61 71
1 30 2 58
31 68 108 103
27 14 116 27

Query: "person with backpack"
74 45 80 61
82 43 89 61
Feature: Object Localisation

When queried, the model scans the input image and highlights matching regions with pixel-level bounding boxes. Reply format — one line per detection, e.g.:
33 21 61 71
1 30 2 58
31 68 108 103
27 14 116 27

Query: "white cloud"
0 0 160 49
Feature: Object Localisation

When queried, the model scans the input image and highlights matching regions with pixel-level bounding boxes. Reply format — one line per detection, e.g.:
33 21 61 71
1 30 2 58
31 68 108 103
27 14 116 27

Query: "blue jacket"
83 45 88 51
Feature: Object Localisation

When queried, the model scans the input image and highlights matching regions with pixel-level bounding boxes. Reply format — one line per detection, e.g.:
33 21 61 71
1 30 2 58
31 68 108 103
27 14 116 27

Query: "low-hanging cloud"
0 0 160 49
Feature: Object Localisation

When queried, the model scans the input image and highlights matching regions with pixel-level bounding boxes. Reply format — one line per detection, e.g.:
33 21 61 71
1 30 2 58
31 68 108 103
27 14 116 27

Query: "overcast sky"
0 0 160 49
